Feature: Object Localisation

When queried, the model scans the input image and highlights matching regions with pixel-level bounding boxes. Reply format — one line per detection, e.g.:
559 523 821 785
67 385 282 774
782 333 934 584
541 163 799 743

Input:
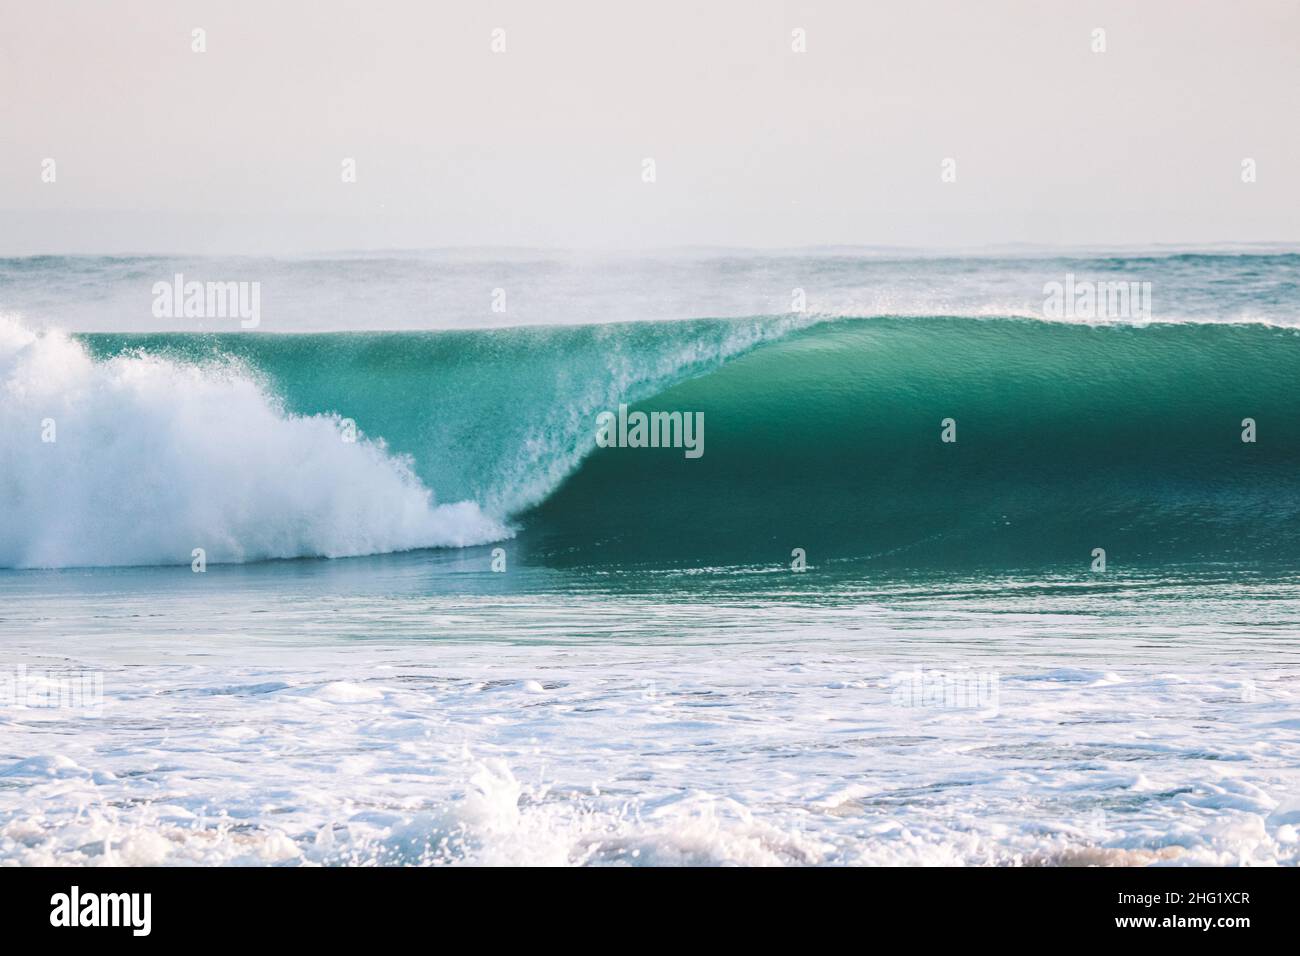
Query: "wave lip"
0 318 508 569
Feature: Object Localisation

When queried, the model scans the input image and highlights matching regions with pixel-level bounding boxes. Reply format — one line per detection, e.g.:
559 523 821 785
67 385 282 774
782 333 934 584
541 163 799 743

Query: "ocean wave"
0 317 508 568
7 311 1300 570
529 314 1300 569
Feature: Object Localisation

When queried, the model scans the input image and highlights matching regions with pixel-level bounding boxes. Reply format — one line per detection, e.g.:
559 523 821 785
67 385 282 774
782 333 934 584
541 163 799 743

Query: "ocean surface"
2 249 1299 865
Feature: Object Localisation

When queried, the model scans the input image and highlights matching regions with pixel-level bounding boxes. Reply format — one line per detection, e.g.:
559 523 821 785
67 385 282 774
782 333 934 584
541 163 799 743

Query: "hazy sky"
1 0 1297 254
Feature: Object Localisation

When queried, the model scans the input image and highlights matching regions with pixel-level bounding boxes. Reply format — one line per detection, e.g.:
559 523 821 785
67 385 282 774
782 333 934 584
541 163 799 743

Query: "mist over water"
3 248 1297 333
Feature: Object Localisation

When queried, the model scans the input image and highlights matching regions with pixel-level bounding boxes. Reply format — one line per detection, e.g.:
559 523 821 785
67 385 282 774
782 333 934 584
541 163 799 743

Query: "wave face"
6 313 1300 570
0 319 507 568
2 315 806 568
530 316 1300 570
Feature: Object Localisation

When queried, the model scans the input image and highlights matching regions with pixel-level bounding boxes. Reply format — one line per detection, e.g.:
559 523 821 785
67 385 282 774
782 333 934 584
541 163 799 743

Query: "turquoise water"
3 251 1299 865
75 315 1300 572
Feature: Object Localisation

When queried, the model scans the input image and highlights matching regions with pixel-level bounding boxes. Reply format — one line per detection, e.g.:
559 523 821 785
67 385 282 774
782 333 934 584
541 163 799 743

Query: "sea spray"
0 318 507 568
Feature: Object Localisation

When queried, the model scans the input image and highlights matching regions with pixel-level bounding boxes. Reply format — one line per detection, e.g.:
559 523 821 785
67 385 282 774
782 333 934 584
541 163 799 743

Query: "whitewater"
0 318 508 567
2 249 1299 866
4 566 1298 866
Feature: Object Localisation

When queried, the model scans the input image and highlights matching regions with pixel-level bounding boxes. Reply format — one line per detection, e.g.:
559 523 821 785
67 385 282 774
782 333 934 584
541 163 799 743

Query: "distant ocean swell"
3 313 1300 570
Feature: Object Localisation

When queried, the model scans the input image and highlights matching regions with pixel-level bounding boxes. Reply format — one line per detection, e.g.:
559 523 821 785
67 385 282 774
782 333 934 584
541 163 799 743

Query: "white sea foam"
0 564 1294 868
2 575 1297 868
0 317 508 568
2 645 1295 867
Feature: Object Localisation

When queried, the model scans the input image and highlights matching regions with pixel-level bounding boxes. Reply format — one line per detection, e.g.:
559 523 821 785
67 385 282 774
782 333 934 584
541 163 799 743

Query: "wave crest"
0 318 508 568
